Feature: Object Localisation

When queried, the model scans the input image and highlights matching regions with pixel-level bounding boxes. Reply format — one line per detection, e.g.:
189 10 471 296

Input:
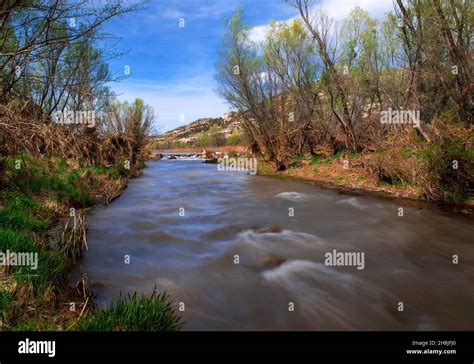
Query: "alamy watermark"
0 250 38 270
217 157 257 175
52 108 96 128
324 249 365 270
18 339 55 358
380 108 420 127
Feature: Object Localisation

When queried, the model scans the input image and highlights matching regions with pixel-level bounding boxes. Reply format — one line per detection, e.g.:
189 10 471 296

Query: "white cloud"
248 24 269 44
111 74 230 133
319 0 393 21
248 0 393 43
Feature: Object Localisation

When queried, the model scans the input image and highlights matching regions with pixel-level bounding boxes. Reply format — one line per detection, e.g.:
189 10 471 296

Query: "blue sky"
104 0 393 133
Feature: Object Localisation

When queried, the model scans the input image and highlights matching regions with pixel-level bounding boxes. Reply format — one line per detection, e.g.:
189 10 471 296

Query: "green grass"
255 160 273 175
0 290 12 320
402 147 414 159
312 168 320 174
8 318 58 331
336 175 347 182
76 290 183 331
0 227 38 253
309 153 325 165
0 194 49 231
11 251 69 292
80 165 119 178
310 153 332 165
3 155 97 208
56 185 96 208
347 151 360 159
357 175 367 182
291 152 305 161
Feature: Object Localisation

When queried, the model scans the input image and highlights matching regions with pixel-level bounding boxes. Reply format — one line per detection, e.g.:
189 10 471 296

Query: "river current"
75 158 474 330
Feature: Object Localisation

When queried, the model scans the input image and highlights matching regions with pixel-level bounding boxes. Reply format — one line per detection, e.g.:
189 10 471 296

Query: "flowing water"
76 158 474 330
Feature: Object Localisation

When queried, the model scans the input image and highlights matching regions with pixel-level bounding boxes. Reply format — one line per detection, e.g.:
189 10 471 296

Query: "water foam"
275 191 309 202
336 197 368 210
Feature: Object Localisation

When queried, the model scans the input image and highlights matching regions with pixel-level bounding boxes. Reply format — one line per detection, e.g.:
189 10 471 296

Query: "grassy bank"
0 153 181 331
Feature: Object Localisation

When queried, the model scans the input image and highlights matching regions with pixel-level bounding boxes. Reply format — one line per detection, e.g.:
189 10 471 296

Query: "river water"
76 159 474 330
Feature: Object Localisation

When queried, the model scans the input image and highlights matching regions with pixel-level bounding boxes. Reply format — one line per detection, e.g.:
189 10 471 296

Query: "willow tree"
337 7 384 146
263 19 324 155
216 9 324 169
394 0 473 126
288 0 363 151
217 8 283 168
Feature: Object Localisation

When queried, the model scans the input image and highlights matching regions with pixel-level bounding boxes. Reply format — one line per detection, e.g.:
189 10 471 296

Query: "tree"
287 0 363 151
216 7 287 169
394 0 473 126
217 9 325 169
263 19 324 155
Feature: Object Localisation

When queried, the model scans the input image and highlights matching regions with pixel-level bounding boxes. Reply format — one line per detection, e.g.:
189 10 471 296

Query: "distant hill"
147 112 244 149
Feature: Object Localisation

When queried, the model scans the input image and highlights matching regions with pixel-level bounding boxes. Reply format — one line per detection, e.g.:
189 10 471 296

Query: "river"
76 158 474 330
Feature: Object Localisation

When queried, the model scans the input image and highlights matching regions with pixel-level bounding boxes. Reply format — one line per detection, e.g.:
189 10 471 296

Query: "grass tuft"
76 290 183 331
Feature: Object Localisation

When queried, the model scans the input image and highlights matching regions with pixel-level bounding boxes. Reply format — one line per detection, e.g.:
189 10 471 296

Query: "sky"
103 0 394 133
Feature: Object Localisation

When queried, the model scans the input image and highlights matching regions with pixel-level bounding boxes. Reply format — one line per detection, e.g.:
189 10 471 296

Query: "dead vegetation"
58 210 88 264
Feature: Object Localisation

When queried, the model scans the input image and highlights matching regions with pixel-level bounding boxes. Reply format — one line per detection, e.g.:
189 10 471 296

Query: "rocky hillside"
147 112 243 148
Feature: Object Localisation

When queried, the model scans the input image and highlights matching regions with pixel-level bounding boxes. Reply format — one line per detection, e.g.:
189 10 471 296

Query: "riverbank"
256 153 474 218
0 153 135 330
0 152 181 331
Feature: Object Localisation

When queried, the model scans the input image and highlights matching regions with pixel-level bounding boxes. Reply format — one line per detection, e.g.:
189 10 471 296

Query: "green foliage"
226 130 242 145
197 131 210 147
76 290 183 331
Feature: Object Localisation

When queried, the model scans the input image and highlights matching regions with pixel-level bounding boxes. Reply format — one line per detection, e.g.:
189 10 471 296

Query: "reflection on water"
75 159 474 330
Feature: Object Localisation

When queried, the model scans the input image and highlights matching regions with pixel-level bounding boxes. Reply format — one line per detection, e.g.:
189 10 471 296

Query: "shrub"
226 130 242 145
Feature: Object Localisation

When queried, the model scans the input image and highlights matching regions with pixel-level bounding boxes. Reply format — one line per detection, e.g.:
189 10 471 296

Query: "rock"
255 225 282 233
260 255 286 269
